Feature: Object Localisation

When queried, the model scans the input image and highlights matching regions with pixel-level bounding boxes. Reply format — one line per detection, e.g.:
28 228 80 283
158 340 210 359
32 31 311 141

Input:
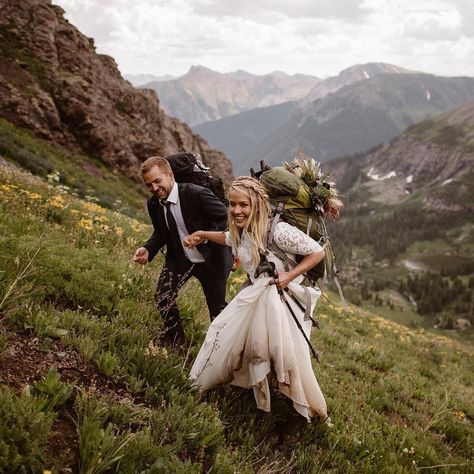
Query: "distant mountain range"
141 66 320 125
300 62 417 105
194 65 474 175
196 63 420 173
125 73 176 86
240 74 474 173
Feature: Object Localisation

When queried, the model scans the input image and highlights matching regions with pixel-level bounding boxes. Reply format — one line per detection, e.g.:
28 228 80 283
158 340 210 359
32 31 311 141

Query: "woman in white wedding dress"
184 177 331 424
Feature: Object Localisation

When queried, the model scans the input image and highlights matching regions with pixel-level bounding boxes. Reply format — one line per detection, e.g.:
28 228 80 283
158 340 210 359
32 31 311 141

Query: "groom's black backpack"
166 152 227 205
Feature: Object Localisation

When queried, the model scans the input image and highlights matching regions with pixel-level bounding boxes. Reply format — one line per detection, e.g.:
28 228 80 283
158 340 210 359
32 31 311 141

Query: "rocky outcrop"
365 137 472 186
0 0 233 184
325 101 474 212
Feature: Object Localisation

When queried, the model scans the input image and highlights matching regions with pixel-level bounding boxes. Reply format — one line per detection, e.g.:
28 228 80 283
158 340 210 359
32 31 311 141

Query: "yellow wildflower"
82 202 106 214
77 218 94 231
114 226 124 236
0 183 17 193
452 410 465 421
23 191 42 200
47 195 66 209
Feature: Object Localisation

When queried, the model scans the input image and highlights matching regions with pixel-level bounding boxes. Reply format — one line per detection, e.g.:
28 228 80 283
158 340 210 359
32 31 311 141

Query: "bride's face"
228 190 252 228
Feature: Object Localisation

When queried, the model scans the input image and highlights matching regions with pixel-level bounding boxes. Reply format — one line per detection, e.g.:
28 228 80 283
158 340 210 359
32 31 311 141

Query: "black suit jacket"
143 183 233 278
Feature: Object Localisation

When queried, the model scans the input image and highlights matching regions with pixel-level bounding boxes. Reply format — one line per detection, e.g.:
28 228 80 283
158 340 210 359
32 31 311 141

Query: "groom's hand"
133 247 149 264
184 232 204 248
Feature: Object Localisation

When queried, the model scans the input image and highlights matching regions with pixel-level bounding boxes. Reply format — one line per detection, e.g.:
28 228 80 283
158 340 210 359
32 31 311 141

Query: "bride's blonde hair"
227 176 271 267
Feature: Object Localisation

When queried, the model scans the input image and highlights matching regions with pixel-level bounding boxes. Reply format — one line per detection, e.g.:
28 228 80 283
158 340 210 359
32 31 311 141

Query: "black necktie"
164 201 187 267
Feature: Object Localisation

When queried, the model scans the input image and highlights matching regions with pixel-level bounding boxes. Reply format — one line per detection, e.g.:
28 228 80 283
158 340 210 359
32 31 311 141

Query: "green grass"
0 165 473 472
0 117 147 218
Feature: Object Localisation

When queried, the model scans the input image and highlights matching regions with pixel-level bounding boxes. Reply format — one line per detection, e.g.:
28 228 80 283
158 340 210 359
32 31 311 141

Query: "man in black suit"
133 156 233 345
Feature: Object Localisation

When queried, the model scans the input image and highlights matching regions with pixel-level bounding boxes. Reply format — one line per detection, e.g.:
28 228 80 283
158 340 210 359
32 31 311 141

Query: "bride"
184 176 331 424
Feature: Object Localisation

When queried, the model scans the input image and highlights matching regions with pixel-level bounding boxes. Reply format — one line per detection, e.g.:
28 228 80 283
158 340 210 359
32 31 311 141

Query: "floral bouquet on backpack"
283 149 343 220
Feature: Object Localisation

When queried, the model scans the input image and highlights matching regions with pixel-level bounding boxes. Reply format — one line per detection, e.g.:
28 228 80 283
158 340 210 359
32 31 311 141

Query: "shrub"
0 387 55 472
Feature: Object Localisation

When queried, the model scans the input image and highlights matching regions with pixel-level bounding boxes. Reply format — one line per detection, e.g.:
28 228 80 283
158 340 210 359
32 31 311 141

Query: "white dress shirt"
163 182 205 263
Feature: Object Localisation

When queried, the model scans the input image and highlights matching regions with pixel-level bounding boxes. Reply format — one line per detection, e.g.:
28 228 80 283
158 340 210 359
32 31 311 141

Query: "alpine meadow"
0 1 473 473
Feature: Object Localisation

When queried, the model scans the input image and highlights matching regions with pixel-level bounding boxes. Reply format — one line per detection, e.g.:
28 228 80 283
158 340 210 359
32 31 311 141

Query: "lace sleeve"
224 231 232 247
272 222 322 255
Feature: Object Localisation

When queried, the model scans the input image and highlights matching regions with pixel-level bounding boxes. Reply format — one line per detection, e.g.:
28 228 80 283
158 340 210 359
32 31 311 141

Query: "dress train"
190 276 329 422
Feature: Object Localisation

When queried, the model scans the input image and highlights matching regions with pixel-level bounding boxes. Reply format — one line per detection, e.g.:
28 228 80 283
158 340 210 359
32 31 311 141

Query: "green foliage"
27 368 73 413
22 306 69 340
400 271 473 324
0 387 55 472
1 151 473 473
77 395 135 474
330 203 461 263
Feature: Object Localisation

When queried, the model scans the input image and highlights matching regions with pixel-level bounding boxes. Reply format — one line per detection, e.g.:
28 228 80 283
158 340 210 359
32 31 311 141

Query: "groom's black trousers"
154 259 227 344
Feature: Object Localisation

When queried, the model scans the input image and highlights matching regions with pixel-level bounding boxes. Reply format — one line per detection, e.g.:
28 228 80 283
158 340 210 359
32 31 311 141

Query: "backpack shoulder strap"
267 202 283 245
266 203 298 272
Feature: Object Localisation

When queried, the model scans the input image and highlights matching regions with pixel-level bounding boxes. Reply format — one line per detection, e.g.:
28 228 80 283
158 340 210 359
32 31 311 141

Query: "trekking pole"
254 252 320 363
279 288 321 363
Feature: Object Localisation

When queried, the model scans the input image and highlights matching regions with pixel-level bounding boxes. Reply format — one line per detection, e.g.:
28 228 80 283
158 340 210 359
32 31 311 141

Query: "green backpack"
252 159 346 305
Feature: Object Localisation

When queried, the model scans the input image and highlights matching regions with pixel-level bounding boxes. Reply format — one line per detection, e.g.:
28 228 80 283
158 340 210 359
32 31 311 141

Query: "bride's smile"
229 190 251 228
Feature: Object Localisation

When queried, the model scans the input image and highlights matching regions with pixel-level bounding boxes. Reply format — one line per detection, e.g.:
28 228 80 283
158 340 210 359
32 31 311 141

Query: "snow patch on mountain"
367 167 397 181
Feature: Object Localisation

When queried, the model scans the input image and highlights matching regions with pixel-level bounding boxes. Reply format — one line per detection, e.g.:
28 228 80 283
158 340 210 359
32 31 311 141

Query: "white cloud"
54 0 474 78
192 0 370 21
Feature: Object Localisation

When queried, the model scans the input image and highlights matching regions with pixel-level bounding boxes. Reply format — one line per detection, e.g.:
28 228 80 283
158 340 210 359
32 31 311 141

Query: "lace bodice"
225 222 322 282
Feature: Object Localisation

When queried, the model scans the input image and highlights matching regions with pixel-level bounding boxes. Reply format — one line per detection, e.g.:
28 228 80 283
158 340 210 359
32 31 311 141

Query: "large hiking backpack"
251 155 346 304
165 152 227 205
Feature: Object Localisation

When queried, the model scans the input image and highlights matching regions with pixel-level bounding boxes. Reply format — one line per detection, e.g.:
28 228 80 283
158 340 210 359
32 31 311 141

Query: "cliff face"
0 0 233 183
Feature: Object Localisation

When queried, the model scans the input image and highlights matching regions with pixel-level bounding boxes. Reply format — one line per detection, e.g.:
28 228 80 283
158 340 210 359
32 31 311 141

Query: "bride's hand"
184 231 205 248
271 271 294 290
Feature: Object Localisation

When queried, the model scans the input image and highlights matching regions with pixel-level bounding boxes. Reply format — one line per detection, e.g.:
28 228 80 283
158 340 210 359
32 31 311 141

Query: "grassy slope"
0 141 472 472
0 118 148 219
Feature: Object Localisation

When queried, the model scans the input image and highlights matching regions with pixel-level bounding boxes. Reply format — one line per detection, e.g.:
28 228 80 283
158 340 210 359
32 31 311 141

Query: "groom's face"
142 165 175 200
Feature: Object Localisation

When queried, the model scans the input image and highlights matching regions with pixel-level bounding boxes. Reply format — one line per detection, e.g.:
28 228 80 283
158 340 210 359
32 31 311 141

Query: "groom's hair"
139 156 173 175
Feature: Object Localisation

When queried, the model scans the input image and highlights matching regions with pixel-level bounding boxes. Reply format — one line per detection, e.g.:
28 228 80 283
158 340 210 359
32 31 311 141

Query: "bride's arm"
184 230 227 248
273 249 325 289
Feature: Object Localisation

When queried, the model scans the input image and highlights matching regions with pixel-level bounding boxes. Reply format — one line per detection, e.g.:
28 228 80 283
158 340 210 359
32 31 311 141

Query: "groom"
133 155 233 345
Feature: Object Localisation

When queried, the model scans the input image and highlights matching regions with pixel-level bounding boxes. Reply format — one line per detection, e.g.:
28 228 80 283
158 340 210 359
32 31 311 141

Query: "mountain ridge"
144 66 320 125
233 73 474 174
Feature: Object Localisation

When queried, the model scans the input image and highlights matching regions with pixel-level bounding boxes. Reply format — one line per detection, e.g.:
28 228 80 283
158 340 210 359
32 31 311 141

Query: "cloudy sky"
55 0 474 79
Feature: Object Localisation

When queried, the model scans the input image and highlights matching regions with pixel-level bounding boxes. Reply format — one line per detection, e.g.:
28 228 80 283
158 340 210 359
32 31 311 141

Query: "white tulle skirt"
189 276 329 422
